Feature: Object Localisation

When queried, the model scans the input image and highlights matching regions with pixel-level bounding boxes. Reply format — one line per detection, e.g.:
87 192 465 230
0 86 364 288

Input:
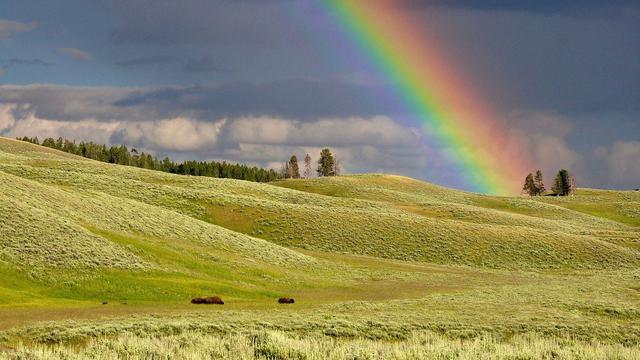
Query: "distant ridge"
16 136 281 182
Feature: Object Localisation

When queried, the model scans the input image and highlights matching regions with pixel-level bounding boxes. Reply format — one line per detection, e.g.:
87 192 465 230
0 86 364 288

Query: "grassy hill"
0 137 639 358
274 175 640 252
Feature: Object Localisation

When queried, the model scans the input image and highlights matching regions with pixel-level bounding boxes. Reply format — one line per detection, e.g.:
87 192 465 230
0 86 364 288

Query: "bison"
278 297 295 304
204 296 224 305
192 296 224 304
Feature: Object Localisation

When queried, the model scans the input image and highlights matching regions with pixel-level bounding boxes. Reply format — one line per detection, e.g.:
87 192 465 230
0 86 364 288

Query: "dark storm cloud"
113 79 397 120
411 4 640 116
108 0 304 47
114 55 173 67
405 0 640 15
0 79 399 122
100 0 639 115
0 84 131 122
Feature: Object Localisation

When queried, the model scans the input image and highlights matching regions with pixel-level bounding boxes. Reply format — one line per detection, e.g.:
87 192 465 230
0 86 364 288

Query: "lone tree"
522 173 536 196
552 169 575 196
303 153 312 179
533 170 546 196
317 148 335 177
288 155 300 179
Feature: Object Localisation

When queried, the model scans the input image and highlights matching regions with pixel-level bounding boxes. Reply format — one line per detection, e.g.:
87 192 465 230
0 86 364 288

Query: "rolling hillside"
1 137 639 284
1 138 637 276
1 137 639 357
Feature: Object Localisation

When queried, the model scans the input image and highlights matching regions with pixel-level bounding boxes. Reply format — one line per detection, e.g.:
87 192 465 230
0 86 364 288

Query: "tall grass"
2 330 638 360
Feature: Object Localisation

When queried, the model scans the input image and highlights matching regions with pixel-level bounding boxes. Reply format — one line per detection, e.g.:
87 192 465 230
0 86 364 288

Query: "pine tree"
552 169 575 196
288 155 300 179
522 173 535 196
317 148 335 177
533 170 545 196
552 172 564 196
303 153 312 179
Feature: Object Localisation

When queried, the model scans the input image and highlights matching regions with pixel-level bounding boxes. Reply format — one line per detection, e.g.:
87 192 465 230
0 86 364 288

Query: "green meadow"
0 137 639 359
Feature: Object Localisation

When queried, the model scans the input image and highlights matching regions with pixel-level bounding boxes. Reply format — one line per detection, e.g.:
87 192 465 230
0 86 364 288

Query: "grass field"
0 137 638 358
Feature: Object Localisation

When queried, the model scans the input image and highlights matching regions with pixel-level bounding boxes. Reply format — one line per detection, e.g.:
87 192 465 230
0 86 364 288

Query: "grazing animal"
191 296 224 304
204 296 224 305
278 297 295 304
102 301 108 305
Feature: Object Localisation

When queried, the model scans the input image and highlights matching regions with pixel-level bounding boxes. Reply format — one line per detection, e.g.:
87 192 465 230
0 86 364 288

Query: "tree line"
281 148 340 179
17 136 281 182
522 169 576 196
20 136 582 195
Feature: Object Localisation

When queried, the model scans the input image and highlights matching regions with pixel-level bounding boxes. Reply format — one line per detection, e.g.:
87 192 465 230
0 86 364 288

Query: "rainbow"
323 0 531 195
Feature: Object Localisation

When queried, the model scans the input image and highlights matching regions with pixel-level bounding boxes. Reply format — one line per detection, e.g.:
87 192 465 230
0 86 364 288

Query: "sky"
0 0 638 191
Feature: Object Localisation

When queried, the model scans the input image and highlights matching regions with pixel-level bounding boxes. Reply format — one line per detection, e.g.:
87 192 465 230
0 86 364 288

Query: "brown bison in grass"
191 296 224 305
278 297 295 304
204 296 224 304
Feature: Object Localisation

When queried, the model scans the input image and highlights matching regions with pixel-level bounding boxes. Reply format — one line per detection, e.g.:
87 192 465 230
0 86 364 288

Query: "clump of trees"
18 136 281 182
522 169 575 196
522 170 546 196
281 148 341 179
25 134 348 183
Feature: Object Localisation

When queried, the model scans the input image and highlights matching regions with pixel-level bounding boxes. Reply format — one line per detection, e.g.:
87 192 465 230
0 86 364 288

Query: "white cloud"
533 136 580 171
506 111 640 189
1 106 119 144
0 20 35 40
0 104 222 151
0 104 17 131
0 105 428 176
229 117 293 145
115 117 225 152
595 141 640 188
227 116 420 147
506 110 582 181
